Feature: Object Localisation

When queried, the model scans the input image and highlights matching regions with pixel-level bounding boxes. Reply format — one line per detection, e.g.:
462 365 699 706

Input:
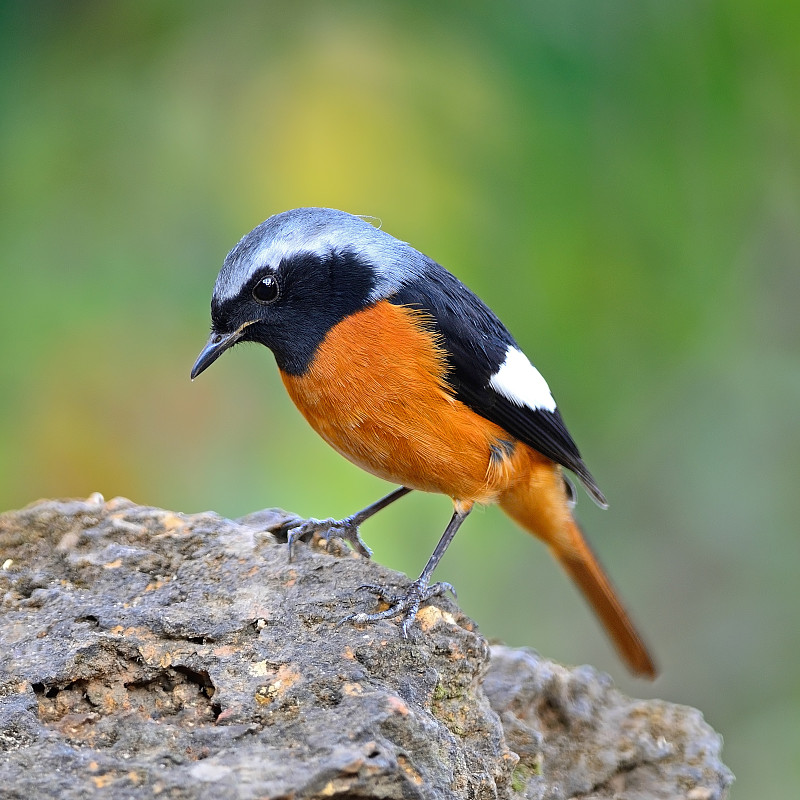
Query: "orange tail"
552 519 656 678
499 469 657 679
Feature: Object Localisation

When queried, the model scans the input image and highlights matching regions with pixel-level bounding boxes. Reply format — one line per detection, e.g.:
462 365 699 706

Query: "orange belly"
280 300 539 504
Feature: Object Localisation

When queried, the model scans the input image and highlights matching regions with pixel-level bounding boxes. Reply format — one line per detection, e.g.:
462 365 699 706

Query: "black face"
207 249 377 375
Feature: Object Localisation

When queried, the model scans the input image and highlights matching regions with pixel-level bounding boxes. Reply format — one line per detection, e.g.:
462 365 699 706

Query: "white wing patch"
488 346 557 412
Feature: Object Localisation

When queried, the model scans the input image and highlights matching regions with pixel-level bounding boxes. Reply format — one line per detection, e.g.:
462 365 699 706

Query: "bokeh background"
1 2 797 796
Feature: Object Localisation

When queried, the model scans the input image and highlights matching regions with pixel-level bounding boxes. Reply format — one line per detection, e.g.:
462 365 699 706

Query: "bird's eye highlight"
252 275 280 304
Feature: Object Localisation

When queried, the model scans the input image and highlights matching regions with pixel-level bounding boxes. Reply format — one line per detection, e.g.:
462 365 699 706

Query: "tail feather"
499 472 657 679
552 519 656 679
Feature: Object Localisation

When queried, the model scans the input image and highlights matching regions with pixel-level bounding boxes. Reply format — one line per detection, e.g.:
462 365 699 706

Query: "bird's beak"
190 321 255 380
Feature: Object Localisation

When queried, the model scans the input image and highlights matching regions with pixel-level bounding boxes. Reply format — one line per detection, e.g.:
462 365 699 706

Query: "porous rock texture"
0 496 732 799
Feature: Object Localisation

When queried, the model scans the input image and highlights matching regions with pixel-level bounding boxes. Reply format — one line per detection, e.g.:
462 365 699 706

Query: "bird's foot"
285 516 372 561
343 579 456 637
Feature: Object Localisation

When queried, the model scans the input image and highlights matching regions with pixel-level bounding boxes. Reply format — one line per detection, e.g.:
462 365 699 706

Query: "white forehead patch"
489 346 557 413
213 208 427 304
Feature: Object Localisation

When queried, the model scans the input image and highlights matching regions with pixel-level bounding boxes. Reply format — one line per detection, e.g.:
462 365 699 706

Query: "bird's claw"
354 582 395 600
342 579 457 636
286 516 372 561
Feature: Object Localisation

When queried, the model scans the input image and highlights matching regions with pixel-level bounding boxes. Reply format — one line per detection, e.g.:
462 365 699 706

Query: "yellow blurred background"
1 3 798 796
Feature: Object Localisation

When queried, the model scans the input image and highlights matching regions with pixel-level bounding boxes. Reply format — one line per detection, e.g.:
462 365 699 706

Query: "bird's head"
191 207 428 378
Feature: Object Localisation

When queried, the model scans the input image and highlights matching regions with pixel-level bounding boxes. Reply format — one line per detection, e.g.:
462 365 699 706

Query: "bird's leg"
345 504 473 636
286 486 413 560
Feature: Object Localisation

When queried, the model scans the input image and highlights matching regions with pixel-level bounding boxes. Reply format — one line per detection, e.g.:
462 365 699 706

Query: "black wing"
388 260 607 507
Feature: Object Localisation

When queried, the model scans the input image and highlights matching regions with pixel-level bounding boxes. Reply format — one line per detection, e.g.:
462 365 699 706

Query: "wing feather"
388 262 607 506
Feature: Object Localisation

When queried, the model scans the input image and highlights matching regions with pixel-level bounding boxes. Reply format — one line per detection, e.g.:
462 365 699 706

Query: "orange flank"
280 300 522 503
281 300 656 678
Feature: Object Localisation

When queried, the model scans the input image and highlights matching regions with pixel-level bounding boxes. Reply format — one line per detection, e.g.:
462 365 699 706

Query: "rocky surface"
0 496 733 799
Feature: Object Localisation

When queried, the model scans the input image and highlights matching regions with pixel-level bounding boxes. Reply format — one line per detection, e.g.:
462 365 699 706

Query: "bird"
191 207 656 678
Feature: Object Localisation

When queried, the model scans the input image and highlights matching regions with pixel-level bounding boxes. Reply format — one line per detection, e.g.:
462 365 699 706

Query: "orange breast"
280 301 529 504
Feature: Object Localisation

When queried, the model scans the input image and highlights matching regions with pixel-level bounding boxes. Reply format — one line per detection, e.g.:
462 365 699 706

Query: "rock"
0 496 733 799
484 648 732 799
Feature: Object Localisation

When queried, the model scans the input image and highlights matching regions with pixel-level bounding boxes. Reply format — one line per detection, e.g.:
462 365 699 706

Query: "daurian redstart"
191 207 656 678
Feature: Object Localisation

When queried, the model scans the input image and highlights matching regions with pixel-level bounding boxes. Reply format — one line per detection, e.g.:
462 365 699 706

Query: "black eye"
252 275 280 304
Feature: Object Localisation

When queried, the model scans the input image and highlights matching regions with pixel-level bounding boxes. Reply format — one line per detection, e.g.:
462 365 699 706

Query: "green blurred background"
1 2 797 795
